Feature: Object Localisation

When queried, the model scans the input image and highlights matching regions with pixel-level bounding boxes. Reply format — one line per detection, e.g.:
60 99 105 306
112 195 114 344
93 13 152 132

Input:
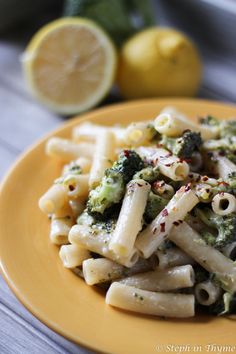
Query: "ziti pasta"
39 107 236 318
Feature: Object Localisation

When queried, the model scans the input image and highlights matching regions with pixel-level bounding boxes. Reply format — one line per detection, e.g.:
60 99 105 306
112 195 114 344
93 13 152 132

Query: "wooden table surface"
0 2 236 351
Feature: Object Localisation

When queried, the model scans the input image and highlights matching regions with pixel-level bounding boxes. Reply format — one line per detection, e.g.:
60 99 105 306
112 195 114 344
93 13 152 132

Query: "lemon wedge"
23 18 117 114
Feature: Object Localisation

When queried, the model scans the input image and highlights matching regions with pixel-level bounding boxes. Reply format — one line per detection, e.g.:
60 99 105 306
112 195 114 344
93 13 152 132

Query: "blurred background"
1 0 235 178
0 1 236 353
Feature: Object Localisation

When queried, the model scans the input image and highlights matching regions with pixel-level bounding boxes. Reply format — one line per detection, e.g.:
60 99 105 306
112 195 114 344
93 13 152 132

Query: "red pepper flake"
179 158 192 163
160 222 166 232
217 181 229 186
218 150 226 156
173 221 179 226
184 183 191 192
165 162 174 167
161 208 168 217
202 176 209 182
123 150 130 158
196 175 201 182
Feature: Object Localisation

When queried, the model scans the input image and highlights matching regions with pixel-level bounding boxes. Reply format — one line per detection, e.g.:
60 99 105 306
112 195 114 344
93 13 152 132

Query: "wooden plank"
0 84 62 152
0 276 93 354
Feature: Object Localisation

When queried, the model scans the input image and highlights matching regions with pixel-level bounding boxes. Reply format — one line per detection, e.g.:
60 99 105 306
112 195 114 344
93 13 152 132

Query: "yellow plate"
1 99 236 354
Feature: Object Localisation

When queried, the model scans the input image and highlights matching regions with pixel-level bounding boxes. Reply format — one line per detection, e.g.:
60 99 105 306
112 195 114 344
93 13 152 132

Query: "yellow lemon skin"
117 27 202 99
23 18 117 115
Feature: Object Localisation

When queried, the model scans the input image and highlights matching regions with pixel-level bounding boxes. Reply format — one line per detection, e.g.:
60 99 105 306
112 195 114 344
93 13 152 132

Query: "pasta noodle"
195 280 221 306
72 122 125 146
137 147 189 181
124 121 155 146
106 282 195 318
169 222 236 293
155 107 219 140
155 248 195 269
69 199 86 218
46 137 94 161
215 155 236 180
212 192 236 215
69 224 139 268
223 242 236 261
63 174 89 198
135 186 199 258
89 129 115 189
50 215 73 245
83 256 158 285
119 265 195 291
39 184 67 214
151 180 175 199
59 244 90 268
109 179 150 257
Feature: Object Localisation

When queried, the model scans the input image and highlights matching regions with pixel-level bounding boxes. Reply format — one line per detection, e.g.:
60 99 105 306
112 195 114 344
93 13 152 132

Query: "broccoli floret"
87 150 144 218
195 207 236 248
143 191 168 223
77 210 117 233
220 120 236 138
200 230 217 246
161 130 202 159
111 150 144 183
133 166 160 183
199 115 220 127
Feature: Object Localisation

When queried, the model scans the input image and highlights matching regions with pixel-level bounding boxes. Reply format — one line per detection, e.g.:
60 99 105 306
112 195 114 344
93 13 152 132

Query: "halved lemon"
23 18 117 114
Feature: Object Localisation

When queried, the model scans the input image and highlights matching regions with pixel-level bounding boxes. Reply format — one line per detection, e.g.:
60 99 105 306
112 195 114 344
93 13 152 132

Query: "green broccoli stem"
133 166 160 183
143 191 168 223
194 207 236 248
200 230 217 247
87 150 144 218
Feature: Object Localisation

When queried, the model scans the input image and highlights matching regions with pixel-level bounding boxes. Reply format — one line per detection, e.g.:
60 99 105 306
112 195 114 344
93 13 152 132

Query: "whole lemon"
117 27 202 99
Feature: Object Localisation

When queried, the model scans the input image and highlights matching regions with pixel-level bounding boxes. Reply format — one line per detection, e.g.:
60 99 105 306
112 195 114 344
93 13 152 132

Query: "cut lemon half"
23 18 117 114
